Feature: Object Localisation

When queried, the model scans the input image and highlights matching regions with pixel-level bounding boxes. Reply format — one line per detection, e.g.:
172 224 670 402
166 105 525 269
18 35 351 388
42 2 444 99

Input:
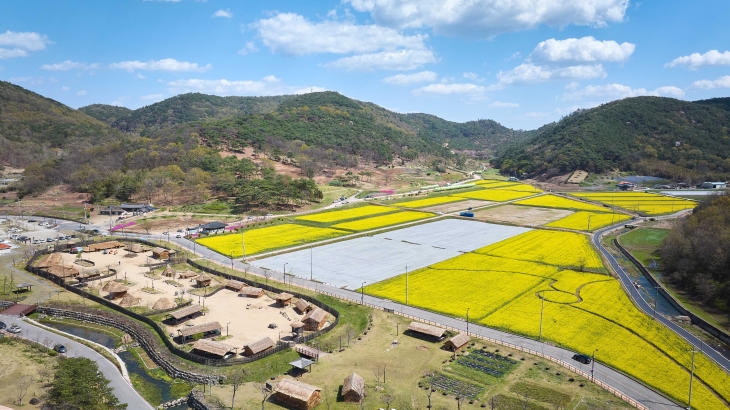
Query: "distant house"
192 274 212 288
342 373 365 403
167 304 204 324
177 321 222 342
275 293 293 307
99 206 124 216
192 339 235 359
407 322 446 340
151 247 169 260
243 336 275 356
294 299 312 314
226 279 246 291
198 221 227 234
303 308 327 331
444 333 470 351
120 203 154 213
701 181 728 189
239 287 264 298
274 378 322 410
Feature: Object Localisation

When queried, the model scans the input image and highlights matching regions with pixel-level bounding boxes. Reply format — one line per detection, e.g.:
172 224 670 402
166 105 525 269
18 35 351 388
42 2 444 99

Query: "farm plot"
513 195 611 213
474 204 572 226
331 210 435 231
452 189 536 202
421 199 492 213
458 350 518 378
392 196 465 209
196 224 348 257
570 193 698 215
296 204 396 223
254 219 530 289
430 374 484 399
545 211 632 231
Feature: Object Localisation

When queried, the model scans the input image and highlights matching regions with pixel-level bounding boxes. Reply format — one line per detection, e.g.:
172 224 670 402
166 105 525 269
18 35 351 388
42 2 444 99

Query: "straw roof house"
294 299 312 314
243 336 274 356
162 265 176 277
238 287 264 298
102 281 128 298
151 247 169 260
178 321 222 341
444 333 470 351
303 308 327 331
119 294 141 307
290 321 305 330
178 270 197 279
37 253 63 268
191 339 235 359
192 274 212 287
168 304 203 323
45 264 79 278
152 297 177 310
274 378 322 410
86 241 125 252
342 373 365 403
275 293 293 307
226 279 246 291
125 243 147 253
407 322 446 339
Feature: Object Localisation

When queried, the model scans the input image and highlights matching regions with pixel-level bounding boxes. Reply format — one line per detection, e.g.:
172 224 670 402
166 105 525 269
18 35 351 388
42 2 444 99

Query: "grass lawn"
0 337 60 409
315 186 360 211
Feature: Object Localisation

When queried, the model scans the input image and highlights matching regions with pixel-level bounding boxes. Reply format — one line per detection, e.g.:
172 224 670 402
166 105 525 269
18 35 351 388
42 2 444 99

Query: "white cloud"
346 0 629 38
488 101 519 108
41 60 100 71
9 76 45 85
109 58 212 73
413 83 485 95
563 83 685 100
496 63 605 86
213 9 233 18
254 13 428 56
137 74 146 79
60 86 70 91
462 72 479 80
530 36 635 63
323 49 437 71
238 42 259 56
0 48 28 59
688 76 730 90
382 71 437 85
565 81 580 90
666 50 730 70
166 76 324 96
0 31 50 51
76 90 87 96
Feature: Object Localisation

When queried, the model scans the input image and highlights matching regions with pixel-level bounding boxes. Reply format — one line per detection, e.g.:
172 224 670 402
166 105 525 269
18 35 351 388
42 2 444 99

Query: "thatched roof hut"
226 279 246 291
303 308 327 331
191 339 235 359
239 287 264 298
152 297 176 310
86 241 125 252
243 336 274 356
444 333 470 351
274 378 322 410
342 373 365 403
45 264 79 278
294 299 312 314
102 281 128 298
178 321 222 341
192 274 212 287
290 321 305 330
407 322 446 339
178 270 197 279
125 243 147 253
162 265 176 277
168 304 203 323
151 247 169 260
119 294 141 307
275 293 293 307
37 253 63 268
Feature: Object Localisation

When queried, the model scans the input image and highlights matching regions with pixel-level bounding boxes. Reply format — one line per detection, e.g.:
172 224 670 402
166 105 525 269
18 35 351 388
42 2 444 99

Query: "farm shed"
294 299 312 314
168 304 204 324
444 333 470 351
125 243 147 253
120 203 154 213
178 321 222 342
303 308 327 331
274 378 322 410
275 293 293 307
99 206 124 215
239 287 264 298
192 339 235 359
243 336 275 356
290 321 305 333
162 265 176 277
226 279 246 291
102 281 128 299
119 294 141 307
152 298 176 310
407 322 446 340
192 274 212 287
151 247 169 260
342 373 365 403
178 270 197 279
198 221 227 234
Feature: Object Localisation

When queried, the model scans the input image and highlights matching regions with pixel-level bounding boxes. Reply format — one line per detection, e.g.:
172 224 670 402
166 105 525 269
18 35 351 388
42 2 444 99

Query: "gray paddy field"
252 218 530 289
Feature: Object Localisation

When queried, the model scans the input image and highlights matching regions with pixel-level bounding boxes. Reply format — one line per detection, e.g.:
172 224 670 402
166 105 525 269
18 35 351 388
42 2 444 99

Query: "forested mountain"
493 97 730 182
77 104 132 126
694 97 730 112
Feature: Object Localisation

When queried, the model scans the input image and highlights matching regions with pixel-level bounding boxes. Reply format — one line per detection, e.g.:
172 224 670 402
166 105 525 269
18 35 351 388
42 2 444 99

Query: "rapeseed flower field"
545 211 632 231
452 188 535 202
571 192 698 215
296 204 395 223
514 194 610 212
392 196 464 208
331 210 435 231
196 224 348 257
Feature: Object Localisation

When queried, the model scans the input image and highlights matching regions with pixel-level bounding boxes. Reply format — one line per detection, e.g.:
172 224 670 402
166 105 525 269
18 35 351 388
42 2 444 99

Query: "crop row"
514 194 611 213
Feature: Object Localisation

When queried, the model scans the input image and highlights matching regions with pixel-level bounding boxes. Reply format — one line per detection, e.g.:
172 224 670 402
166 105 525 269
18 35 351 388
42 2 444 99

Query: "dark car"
572 353 591 364
54 344 67 354
0 321 6 330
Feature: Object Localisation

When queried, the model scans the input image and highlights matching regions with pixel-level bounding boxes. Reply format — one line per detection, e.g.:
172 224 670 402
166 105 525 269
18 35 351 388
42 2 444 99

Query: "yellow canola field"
570 193 698 215
474 180 519 188
452 188 535 202
474 180 543 193
474 230 604 271
392 196 464 208
545 211 632 231
514 194 610 213
196 224 347 257
332 210 434 231
296 204 395 223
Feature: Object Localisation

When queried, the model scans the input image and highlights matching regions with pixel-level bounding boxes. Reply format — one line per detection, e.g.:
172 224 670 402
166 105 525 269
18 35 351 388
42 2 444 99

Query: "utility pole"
361 282 366 305
466 308 470 336
591 349 598 382
310 245 313 281
653 286 661 320
539 291 545 342
587 214 592 231
405 265 409 305
688 346 697 410
283 263 288 286
241 229 245 261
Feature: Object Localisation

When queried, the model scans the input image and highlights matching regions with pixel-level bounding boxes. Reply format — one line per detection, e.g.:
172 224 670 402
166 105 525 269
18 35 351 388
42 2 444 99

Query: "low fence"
614 238 730 345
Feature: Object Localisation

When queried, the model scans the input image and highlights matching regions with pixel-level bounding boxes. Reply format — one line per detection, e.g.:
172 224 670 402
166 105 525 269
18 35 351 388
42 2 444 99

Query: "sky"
1 0 730 130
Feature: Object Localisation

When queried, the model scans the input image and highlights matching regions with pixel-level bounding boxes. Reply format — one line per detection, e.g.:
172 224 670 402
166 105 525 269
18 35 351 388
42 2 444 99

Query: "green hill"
493 96 730 182
77 104 132 126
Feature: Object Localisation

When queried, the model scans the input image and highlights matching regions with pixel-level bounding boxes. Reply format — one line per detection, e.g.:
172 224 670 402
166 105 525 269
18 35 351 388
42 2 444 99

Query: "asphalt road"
0 315 154 410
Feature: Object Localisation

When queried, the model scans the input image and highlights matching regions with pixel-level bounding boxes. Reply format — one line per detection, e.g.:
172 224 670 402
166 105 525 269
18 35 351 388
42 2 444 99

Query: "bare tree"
381 394 395 409
14 375 33 406
374 368 382 387
254 382 272 410
228 368 247 409
346 325 354 346
425 373 435 409
37 361 55 385
578 256 586 272
490 395 500 410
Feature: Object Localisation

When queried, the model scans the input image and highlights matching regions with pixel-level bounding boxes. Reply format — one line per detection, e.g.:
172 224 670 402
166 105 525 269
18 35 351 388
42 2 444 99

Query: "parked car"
53 344 67 354
0 321 6 330
7 325 21 334
177 229 183 233
162 231 169 235
46 238 54 242
266 213 273 217
572 353 591 364
175 234 182 238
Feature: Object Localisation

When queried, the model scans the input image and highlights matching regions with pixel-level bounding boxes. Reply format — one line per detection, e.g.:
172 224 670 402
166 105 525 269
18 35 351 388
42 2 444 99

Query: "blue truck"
459 211 475 217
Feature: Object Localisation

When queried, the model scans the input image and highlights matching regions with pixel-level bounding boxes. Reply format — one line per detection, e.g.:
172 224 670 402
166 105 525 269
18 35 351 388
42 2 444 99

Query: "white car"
7 325 21 334
176 234 182 238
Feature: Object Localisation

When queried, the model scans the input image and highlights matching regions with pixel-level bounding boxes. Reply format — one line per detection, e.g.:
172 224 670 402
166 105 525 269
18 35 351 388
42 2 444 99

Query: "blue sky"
2 0 730 129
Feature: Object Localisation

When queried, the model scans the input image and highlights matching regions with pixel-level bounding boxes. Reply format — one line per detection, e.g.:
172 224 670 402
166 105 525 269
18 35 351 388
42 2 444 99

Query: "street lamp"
283 263 288 285
361 282 366 304
466 308 470 336
653 286 661 320
688 346 697 410
591 348 598 382
226 322 231 337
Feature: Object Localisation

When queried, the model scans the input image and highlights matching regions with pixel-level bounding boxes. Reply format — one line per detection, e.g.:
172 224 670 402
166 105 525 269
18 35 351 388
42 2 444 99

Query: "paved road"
0 314 154 410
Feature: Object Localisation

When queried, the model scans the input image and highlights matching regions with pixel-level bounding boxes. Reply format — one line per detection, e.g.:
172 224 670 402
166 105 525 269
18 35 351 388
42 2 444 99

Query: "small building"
275 293 293 307
192 274 212 288
178 270 198 279
239 287 264 298
151 247 170 260
168 304 204 324
294 299 312 314
302 308 327 331
342 373 365 403
444 333 470 351
14 283 33 293
119 294 141 308
226 279 246 291
125 243 147 253
152 297 176 310
44 264 80 279
178 321 222 342
162 265 176 277
290 321 305 334
701 181 727 189
85 241 125 252
99 206 124 216
192 339 236 359
102 281 129 299
407 322 446 340
120 203 154 213
243 336 275 356
274 378 322 410
198 221 227 234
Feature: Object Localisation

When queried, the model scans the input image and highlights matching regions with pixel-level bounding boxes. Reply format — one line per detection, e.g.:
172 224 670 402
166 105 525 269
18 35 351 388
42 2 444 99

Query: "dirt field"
97 214 239 235
421 199 493 213
0 185 89 220
0 339 58 409
474 204 573 226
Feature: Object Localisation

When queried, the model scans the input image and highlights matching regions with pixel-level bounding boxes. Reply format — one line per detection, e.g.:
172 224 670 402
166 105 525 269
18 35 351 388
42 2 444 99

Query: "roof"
276 378 321 402
37 253 63 268
275 292 293 301
239 287 264 296
342 373 365 396
290 321 305 329
289 358 314 369
152 297 176 310
199 221 226 230
15 282 32 288
0 243 10 250
192 339 235 358
226 280 246 290
125 243 147 253
102 281 128 293
162 265 176 276
303 307 326 323
151 247 168 255
178 321 222 338
86 241 125 251
44 265 79 278
120 203 152 209
169 304 203 320
192 274 212 283
294 299 311 311
119 294 141 307
408 322 446 338
178 271 197 278
446 333 470 349
244 336 274 354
